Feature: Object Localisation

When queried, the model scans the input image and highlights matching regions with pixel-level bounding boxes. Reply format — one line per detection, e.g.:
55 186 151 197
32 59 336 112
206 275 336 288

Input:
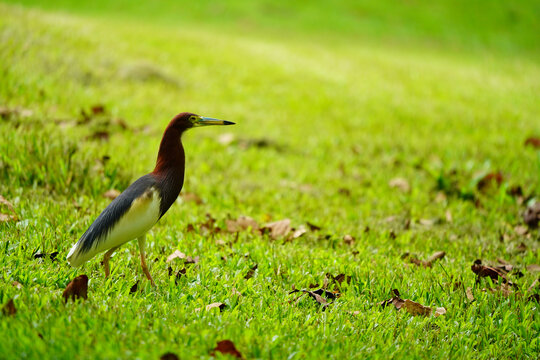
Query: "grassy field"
1 1 539 359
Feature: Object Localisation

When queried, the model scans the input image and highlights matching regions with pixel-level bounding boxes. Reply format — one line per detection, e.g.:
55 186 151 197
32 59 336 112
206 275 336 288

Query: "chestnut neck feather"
152 124 186 216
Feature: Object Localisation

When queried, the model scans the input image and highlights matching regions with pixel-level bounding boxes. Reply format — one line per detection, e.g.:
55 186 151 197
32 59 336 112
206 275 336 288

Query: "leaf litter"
380 289 446 317
62 275 89 303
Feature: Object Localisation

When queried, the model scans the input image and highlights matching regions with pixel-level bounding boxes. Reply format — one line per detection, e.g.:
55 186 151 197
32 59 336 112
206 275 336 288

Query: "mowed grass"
1 1 540 359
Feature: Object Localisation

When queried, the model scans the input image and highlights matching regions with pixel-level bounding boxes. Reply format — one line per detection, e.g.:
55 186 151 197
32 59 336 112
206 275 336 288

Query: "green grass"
1 1 539 359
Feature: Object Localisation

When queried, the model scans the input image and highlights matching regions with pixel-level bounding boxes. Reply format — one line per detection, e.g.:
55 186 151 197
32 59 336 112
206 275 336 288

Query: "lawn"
0 1 539 359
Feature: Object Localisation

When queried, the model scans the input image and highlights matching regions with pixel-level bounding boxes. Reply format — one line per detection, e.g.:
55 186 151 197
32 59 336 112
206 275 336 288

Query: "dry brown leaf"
103 189 121 200
12 281 23 289
434 307 447 317
306 222 321 231
524 137 540 148
514 225 529 236
403 299 432 316
528 278 539 293
343 234 355 245
426 251 446 265
523 202 540 229
407 251 445 268
261 219 291 239
205 302 226 311
389 177 410 192
419 218 436 227
226 216 258 233
62 275 88 303
2 299 16 316
0 195 18 222
471 260 505 282
526 264 540 273
129 280 139 294
466 287 475 302
380 289 405 310
211 340 243 359
160 352 179 360
477 172 503 191
166 250 186 263
291 226 307 239
244 264 258 280
185 256 199 264
381 290 445 317
181 192 203 204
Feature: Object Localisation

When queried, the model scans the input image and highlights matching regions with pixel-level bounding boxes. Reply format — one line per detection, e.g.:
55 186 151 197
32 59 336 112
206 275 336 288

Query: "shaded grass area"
1 2 539 359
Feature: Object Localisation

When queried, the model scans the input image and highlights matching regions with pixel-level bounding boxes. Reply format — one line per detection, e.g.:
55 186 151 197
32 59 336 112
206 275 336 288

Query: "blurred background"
1 0 539 230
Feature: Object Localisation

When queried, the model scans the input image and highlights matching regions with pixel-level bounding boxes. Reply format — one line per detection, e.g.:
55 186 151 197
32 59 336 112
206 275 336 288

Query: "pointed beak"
196 117 235 126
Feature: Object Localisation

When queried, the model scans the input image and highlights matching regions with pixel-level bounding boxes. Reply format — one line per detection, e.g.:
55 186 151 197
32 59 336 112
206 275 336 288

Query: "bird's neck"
152 126 185 178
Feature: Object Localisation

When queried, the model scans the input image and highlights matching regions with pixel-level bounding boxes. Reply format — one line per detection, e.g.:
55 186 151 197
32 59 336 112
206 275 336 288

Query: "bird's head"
171 112 235 131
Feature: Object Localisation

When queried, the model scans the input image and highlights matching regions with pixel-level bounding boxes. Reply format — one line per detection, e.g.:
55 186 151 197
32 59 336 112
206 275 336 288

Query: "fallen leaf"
306 291 328 306
471 260 506 283
403 299 432 316
343 234 355 245
211 340 243 359
433 307 447 317
419 218 436 227
166 250 186 263
426 251 446 266
514 225 529 236
524 137 540 148
244 264 258 280
2 299 16 316
528 278 539 293
306 222 321 231
466 287 475 302
407 251 446 268
103 189 121 200
12 281 23 289
527 264 540 273
89 130 110 141
523 202 540 229
226 216 258 233
129 281 139 294
174 268 186 285
62 275 89 303
389 177 410 192
477 172 503 191
0 195 18 222
261 219 291 239
380 289 405 310
33 251 59 261
160 352 179 360
90 104 106 115
380 289 444 317
291 226 307 239
181 192 202 204
185 256 199 264
206 302 226 311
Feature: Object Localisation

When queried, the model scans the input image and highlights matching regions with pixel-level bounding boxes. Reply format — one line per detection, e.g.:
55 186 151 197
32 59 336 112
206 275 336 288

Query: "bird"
66 112 235 286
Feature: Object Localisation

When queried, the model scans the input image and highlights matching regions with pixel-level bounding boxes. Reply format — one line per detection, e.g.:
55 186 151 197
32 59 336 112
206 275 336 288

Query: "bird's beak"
195 116 235 126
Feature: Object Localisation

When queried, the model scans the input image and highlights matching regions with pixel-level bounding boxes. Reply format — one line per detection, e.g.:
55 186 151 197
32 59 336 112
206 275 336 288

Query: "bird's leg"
102 245 120 278
138 235 156 287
